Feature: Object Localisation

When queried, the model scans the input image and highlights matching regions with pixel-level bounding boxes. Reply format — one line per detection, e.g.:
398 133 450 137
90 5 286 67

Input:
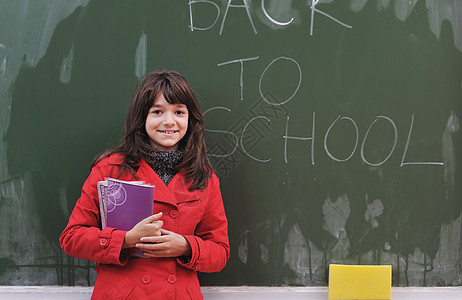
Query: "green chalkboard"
1 0 461 287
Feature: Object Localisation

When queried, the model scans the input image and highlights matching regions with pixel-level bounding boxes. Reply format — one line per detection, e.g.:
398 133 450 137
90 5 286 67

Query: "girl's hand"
122 212 163 248
135 229 192 258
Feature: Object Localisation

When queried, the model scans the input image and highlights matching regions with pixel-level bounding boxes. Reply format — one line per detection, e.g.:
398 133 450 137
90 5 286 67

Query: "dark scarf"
143 148 184 185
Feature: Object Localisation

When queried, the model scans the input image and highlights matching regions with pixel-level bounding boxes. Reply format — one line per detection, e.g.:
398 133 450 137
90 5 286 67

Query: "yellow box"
328 264 391 300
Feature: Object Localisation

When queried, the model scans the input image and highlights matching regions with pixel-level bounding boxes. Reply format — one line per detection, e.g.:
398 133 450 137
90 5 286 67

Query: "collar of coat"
136 158 202 208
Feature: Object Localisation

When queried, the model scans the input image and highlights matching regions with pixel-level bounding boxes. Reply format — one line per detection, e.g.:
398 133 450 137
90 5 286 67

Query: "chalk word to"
205 110 444 167
188 0 352 35
218 56 301 104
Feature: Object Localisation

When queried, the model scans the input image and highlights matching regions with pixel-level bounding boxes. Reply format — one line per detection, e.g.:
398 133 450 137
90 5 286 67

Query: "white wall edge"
0 286 461 299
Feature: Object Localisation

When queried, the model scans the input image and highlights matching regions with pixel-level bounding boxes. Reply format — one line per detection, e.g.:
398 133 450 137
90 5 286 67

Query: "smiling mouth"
158 130 178 134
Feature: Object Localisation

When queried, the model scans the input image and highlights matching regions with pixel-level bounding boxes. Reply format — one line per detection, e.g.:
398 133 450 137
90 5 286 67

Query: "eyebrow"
152 103 187 108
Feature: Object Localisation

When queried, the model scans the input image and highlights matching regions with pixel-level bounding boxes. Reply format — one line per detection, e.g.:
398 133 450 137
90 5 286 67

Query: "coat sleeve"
59 162 130 265
178 174 230 273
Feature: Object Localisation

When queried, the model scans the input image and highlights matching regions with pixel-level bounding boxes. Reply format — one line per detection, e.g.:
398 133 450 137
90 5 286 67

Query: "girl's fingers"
142 212 162 223
136 240 167 251
139 236 165 243
160 229 173 235
151 220 163 229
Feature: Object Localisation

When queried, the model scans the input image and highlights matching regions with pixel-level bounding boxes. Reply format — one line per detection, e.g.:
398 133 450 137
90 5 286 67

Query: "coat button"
169 210 178 219
167 275 177 284
141 275 151 284
99 238 108 248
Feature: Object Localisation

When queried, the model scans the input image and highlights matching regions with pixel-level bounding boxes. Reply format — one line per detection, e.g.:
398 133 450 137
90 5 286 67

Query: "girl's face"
145 93 189 151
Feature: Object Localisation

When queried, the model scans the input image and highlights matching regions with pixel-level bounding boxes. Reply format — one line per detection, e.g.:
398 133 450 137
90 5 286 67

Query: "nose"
162 112 174 126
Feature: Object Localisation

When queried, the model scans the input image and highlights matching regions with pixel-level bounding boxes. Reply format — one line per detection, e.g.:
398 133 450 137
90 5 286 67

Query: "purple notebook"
97 178 155 257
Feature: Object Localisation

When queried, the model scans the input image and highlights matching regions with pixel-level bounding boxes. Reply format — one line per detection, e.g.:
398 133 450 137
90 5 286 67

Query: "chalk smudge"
364 197 384 228
59 45 74 83
322 194 350 238
238 232 249 264
442 111 459 200
283 223 325 285
135 31 147 80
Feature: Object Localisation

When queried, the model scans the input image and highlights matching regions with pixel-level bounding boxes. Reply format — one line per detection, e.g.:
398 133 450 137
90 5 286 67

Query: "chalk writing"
309 0 352 35
213 52 445 167
261 0 294 26
207 110 444 167
400 114 444 167
189 0 352 36
240 115 271 162
188 0 220 31
259 56 302 106
360 116 398 167
203 106 239 158
220 0 258 35
218 56 259 101
324 116 359 163
206 94 288 173
284 114 315 165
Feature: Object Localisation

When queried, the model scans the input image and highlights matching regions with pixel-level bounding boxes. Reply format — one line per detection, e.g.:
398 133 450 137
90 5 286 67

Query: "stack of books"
97 178 155 257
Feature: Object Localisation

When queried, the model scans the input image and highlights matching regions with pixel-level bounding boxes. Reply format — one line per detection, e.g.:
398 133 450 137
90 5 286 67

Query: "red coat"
60 154 229 299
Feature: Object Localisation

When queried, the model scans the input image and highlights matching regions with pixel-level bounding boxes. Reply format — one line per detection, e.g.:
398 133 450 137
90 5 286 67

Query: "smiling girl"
60 70 229 300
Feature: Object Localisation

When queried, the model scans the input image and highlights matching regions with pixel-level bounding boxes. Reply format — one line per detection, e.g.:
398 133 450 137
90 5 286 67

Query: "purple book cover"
105 178 155 231
97 181 108 228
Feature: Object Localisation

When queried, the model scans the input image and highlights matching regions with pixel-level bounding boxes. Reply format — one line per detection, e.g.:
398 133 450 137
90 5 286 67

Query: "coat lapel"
137 159 178 208
167 174 201 204
137 159 202 207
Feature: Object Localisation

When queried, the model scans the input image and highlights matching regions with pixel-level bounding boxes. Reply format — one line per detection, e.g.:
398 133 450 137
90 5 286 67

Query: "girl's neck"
143 148 184 185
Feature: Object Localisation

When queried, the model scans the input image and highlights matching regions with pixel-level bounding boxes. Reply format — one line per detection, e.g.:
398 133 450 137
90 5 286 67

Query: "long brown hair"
95 70 213 191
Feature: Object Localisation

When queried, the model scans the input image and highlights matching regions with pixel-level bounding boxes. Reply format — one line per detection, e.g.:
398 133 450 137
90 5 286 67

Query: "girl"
60 70 230 299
